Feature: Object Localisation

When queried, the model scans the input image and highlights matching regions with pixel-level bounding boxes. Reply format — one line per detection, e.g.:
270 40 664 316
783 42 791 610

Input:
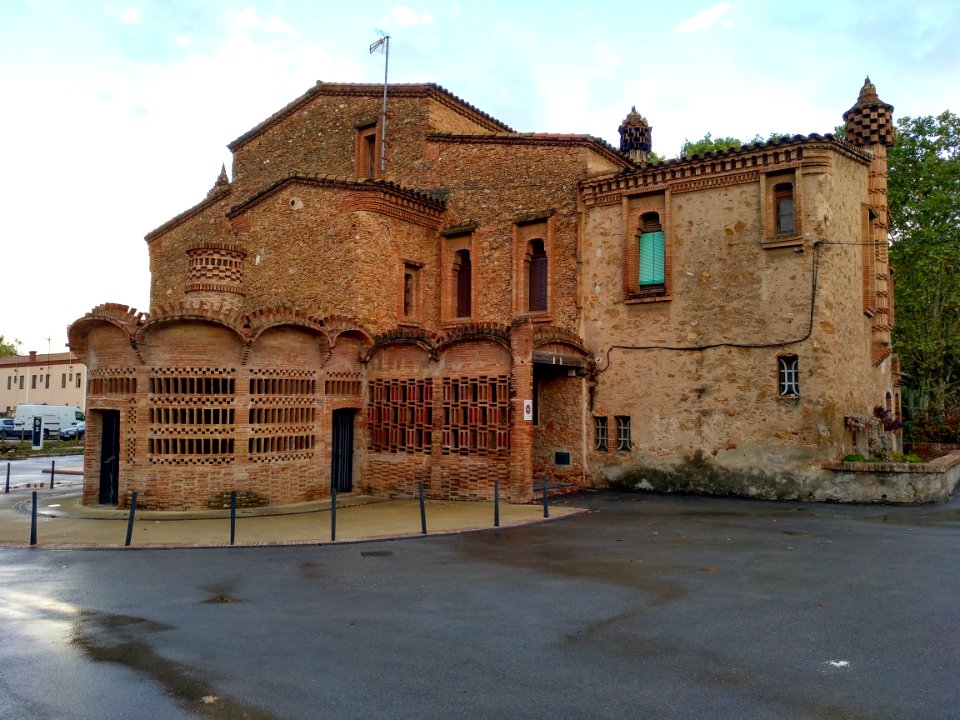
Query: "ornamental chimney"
618 106 652 163
185 241 246 312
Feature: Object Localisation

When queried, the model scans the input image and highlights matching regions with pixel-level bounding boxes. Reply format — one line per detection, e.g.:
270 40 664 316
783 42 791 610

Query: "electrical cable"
595 239 834 373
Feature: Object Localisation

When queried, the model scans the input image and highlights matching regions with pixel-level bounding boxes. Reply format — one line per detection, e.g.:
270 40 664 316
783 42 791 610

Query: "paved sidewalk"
0 479 583 548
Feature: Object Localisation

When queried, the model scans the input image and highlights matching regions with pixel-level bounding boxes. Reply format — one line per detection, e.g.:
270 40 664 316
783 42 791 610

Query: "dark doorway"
98 410 120 505
331 409 355 493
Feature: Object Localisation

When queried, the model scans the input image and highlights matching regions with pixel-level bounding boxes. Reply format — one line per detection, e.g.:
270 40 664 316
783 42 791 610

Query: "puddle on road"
71 608 275 719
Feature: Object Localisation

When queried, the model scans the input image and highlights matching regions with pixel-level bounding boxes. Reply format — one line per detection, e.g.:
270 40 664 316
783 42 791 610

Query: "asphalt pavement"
1 457 959 719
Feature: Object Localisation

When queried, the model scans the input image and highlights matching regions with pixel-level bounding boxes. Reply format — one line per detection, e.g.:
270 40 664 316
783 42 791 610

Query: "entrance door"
98 410 120 505
331 409 355 493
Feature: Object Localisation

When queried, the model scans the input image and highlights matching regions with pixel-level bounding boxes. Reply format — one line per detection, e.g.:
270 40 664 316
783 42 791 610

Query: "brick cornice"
430 132 632 169
226 175 446 223
581 135 871 206
228 82 513 151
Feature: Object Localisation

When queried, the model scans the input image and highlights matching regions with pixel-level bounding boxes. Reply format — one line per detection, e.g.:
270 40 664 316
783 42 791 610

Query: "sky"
1 0 958 357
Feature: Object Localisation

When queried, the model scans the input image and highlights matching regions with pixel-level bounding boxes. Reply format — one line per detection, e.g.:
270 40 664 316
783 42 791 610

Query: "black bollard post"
5 462 9 494
124 491 138 547
230 491 237 546
418 482 427 535
542 474 549 519
494 477 500 527
331 483 337 542
30 491 37 546
49 460 55 489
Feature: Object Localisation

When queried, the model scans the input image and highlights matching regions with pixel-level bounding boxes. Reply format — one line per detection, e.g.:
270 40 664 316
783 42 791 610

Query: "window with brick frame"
400 262 423 323
441 229 477 323
638 212 665 289
778 355 800 397
615 416 631 452
862 205 879 316
527 239 548 311
454 249 472 318
594 416 608 451
624 196 670 303
763 170 801 247
356 123 379 179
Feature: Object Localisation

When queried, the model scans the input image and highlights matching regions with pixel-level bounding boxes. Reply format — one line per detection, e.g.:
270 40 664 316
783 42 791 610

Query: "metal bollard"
230 491 237 546
124 491 138 547
5 463 9 494
542 474 549 518
418 482 427 535
49 460 55 489
330 484 337 542
494 477 500 527
30 491 38 546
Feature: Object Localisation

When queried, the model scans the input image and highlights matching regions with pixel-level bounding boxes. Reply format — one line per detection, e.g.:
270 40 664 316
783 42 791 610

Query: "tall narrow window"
775 183 795 235
19 376 24 389
31 376 36 390
61 373 66 389
778 355 800 397
76 373 82 389
616 416 631 452
528 239 548 311
356 124 378 178
403 272 414 316
638 212 665 287
594 416 608 451
455 250 472 318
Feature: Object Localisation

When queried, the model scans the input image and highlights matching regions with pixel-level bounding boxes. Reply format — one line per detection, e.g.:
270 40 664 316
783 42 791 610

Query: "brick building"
69 78 899 509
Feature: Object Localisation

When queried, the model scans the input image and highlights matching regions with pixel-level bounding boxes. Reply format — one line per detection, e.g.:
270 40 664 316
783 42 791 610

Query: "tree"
888 111 960 413
0 336 18 357
679 132 794 158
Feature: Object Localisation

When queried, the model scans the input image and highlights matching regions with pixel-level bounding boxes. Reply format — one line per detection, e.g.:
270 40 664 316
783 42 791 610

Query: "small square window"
616 416 631 452
594 416 608 451
778 355 800 397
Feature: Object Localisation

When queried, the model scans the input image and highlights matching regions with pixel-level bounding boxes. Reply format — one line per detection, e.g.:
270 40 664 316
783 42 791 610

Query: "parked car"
59 421 85 441
0 418 14 440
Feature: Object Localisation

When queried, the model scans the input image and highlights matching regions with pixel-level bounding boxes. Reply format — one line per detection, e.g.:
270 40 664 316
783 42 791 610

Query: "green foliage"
888 111 960 413
904 404 960 443
842 453 867 462
679 132 796 159
841 451 923 464
0 336 18 357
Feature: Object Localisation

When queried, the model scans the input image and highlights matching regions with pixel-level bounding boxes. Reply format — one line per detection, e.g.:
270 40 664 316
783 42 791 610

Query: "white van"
12 404 85 440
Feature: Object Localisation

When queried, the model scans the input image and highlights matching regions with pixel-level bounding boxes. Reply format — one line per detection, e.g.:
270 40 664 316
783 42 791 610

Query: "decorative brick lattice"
148 367 236 464
324 372 362 396
125 408 137 465
368 378 433 454
247 368 317 462
89 370 137 396
441 375 510 456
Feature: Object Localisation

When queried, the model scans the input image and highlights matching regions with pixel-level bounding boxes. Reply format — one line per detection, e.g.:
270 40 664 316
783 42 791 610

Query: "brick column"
508 322 534 502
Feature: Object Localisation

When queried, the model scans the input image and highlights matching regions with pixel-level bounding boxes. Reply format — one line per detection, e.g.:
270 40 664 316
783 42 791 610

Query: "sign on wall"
523 399 533 422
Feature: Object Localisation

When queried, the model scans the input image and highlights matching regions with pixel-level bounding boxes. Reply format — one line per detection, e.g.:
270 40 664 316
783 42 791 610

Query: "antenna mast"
369 31 391 173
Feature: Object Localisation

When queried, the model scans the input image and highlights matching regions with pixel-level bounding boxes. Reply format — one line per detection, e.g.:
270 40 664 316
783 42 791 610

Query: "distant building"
69 78 899 509
0 351 87 416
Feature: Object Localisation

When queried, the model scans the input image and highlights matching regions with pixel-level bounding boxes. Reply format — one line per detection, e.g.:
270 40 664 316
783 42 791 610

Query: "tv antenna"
369 30 391 173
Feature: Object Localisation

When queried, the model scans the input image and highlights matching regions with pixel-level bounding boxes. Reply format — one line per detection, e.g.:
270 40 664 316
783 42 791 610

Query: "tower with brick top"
843 76 895 365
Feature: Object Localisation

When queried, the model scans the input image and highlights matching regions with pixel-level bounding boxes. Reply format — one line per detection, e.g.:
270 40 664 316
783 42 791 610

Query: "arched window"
638 212 665 287
528 239 547 311
454 249 472 317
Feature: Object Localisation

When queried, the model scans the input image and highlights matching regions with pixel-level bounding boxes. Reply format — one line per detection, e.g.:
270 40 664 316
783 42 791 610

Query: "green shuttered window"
638 230 665 286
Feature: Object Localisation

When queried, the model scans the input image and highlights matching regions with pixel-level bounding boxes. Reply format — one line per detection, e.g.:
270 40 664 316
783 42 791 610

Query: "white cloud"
263 17 301 38
120 8 140 24
391 5 434 26
674 2 732 33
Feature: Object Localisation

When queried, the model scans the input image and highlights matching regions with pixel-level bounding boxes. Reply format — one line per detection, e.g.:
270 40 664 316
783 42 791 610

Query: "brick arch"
320 315 373 352
68 303 145 361
135 302 248 349
532 326 589 356
366 328 439 362
435 322 512 355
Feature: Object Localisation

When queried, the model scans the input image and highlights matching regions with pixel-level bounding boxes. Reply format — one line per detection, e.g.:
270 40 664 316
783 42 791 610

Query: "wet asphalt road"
1 490 958 720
